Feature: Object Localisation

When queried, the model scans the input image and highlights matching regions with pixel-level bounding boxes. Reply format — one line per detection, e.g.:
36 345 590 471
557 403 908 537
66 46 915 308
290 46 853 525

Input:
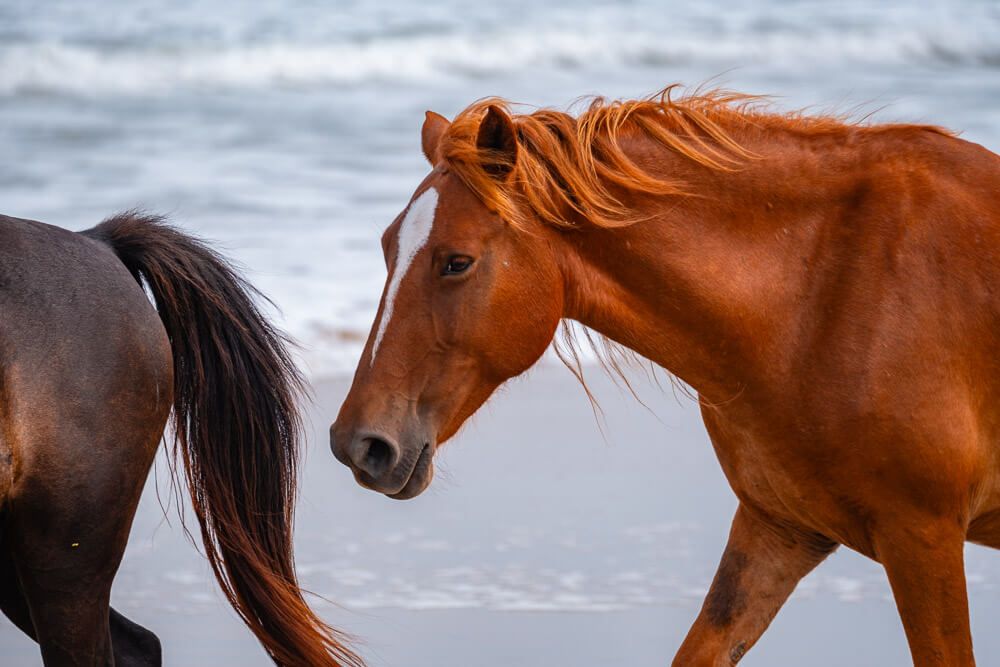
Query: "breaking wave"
1 13 998 97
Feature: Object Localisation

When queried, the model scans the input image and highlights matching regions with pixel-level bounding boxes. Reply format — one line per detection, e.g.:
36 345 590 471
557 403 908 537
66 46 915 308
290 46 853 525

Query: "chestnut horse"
0 212 359 666
332 87 1000 665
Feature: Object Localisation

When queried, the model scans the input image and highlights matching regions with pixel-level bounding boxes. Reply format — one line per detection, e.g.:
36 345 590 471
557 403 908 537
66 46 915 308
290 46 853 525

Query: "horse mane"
439 84 952 230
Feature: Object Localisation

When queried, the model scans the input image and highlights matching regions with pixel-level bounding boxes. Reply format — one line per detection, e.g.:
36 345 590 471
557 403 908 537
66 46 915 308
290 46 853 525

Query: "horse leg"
9 478 164 667
6 415 163 667
673 504 837 666
875 521 974 666
109 608 162 667
0 541 35 639
9 498 165 667
3 546 159 666
1 545 159 667
11 539 115 665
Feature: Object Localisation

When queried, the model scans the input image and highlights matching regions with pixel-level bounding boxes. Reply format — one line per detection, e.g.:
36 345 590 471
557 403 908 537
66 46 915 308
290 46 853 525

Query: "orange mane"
438 84 952 230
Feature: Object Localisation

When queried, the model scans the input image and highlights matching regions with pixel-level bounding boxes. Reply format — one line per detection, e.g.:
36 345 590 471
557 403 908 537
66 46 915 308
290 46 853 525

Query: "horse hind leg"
8 497 116 665
7 460 163 666
5 405 166 665
0 538 36 641
1 544 159 666
109 608 162 667
0 375 37 643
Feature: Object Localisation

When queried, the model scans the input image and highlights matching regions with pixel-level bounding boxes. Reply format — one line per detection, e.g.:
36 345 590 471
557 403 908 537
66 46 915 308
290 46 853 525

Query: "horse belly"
701 386 996 559
967 434 1000 547
969 509 1000 548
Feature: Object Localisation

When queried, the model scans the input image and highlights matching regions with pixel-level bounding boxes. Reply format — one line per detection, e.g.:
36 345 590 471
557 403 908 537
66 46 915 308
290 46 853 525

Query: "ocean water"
2 0 999 376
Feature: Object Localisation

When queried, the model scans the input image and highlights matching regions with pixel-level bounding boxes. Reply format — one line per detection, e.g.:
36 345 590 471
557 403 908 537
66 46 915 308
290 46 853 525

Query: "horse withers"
332 87 1000 665
0 212 360 666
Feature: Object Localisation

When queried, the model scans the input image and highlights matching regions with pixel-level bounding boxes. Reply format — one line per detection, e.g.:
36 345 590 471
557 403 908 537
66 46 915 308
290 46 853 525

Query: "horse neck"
552 128 864 403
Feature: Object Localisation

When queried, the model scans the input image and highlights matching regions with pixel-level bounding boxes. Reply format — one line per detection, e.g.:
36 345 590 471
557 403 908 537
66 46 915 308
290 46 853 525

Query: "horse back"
918 137 1000 388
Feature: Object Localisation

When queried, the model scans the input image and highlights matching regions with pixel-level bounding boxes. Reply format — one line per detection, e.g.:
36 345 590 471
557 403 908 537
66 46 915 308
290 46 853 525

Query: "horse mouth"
387 443 434 500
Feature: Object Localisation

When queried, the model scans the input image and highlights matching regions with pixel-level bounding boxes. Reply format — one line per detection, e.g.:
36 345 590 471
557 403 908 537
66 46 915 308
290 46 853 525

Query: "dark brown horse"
332 87 1000 665
0 212 359 666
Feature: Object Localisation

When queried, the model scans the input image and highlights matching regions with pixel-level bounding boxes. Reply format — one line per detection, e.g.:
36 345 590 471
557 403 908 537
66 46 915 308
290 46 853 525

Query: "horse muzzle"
330 425 435 499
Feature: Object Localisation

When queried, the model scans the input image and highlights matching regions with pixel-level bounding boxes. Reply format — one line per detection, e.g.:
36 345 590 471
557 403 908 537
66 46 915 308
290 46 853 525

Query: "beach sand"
4 363 1000 665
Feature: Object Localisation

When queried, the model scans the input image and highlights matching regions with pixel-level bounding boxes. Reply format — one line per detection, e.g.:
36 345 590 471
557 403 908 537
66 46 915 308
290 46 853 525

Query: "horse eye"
443 255 474 275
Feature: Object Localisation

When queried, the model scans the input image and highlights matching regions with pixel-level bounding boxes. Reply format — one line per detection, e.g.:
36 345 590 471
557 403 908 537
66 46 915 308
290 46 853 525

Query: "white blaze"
369 187 439 365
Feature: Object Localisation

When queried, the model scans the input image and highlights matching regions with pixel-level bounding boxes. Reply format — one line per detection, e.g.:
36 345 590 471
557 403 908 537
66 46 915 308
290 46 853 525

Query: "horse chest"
699 406 865 545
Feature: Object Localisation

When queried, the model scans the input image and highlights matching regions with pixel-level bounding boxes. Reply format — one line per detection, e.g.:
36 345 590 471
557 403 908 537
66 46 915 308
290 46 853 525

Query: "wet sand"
4 364 1000 665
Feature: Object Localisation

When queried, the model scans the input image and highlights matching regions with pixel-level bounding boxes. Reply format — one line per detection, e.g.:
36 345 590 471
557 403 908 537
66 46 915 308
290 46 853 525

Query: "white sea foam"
1 11 998 98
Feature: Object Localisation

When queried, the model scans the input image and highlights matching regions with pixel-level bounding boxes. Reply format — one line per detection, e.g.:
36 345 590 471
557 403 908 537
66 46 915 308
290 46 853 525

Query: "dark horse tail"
84 212 361 667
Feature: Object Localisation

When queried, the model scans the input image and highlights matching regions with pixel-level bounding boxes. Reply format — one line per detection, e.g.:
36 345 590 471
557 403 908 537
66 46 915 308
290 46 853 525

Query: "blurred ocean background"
2 0 999 375
2 1 1000 665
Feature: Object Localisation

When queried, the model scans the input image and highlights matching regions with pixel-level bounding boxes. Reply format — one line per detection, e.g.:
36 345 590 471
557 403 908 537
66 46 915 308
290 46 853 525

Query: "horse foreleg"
672 504 837 666
876 521 974 666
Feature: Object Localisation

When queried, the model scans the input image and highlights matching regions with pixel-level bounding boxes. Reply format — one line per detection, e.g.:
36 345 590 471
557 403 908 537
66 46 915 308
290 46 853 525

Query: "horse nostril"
356 436 398 479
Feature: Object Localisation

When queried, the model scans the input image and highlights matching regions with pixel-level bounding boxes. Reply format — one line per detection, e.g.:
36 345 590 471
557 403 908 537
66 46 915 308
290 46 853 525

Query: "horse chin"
387 444 435 500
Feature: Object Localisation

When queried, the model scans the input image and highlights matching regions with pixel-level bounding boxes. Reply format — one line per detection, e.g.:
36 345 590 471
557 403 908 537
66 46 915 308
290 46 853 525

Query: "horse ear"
422 111 450 164
476 105 518 179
